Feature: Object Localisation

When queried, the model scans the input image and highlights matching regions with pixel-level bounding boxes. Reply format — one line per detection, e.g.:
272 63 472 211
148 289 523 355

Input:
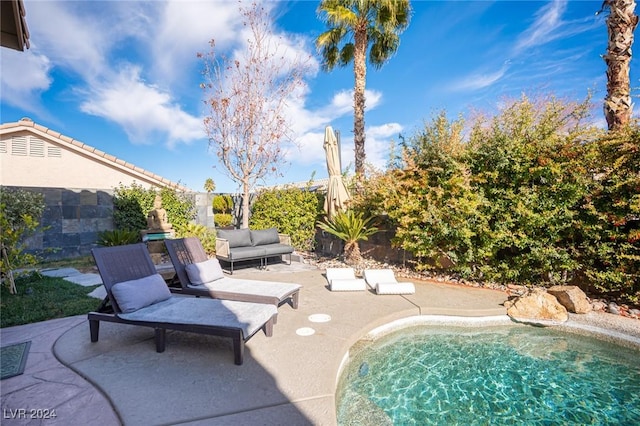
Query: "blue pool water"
336 325 640 425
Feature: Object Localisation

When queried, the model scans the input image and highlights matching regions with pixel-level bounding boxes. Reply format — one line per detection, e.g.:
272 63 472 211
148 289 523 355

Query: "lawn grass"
1 272 101 328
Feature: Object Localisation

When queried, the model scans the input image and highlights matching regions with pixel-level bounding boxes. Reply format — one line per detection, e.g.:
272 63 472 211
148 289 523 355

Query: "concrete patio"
1 261 638 425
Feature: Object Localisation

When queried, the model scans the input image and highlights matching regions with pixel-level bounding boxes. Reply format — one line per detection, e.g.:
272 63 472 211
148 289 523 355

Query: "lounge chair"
363 269 416 295
89 243 277 365
165 237 300 310
325 268 366 291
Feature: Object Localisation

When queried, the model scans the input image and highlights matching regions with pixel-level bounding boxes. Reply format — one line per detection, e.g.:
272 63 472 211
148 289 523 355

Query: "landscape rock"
608 302 621 315
547 285 592 314
506 288 568 324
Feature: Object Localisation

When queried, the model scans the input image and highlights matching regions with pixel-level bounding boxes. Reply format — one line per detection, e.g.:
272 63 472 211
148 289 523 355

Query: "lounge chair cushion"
185 258 225 285
250 228 280 246
326 268 366 291
217 228 252 248
119 297 278 338
375 282 416 295
330 279 367 291
111 273 172 313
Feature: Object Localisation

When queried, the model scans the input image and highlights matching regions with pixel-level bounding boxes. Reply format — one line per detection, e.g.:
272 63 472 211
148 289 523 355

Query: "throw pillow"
111 274 171 313
185 258 225 285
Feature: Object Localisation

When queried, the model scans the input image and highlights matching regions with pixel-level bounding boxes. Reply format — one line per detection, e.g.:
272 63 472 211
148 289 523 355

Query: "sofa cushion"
251 228 280 246
111 273 171 313
185 258 225 285
263 244 294 256
217 228 252 248
228 246 267 260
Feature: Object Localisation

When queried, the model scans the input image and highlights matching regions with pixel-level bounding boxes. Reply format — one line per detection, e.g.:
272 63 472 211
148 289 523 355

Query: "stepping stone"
41 268 81 278
64 273 103 287
87 286 107 300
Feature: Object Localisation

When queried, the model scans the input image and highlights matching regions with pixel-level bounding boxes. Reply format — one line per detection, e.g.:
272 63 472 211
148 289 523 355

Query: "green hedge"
354 96 639 302
250 186 323 251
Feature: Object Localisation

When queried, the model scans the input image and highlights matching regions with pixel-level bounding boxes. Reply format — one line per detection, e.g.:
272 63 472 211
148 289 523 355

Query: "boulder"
506 288 568 324
547 285 592 314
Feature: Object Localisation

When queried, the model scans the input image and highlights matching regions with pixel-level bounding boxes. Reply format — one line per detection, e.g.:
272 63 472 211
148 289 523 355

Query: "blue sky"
1 0 636 193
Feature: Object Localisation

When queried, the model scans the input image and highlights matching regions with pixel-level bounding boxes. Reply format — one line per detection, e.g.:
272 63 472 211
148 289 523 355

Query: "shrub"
214 213 233 228
577 126 640 301
0 188 45 292
250 185 323 251
112 183 154 230
353 113 487 273
317 209 378 265
212 194 233 213
97 229 141 246
174 223 217 255
112 183 195 231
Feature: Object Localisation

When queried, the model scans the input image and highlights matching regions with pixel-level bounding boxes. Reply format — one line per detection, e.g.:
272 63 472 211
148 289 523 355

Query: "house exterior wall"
1 130 159 189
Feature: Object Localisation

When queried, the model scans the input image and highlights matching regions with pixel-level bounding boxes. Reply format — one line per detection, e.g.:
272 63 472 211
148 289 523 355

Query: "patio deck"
1 261 637 425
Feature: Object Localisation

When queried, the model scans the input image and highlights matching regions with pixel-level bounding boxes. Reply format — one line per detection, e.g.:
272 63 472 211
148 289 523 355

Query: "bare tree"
200 2 310 228
599 0 638 130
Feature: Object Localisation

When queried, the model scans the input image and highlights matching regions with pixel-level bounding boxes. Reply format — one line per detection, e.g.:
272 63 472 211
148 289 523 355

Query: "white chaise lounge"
326 268 366 291
363 269 416 295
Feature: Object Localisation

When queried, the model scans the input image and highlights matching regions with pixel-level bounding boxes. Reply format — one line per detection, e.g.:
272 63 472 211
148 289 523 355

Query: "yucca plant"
317 210 378 265
97 229 141 246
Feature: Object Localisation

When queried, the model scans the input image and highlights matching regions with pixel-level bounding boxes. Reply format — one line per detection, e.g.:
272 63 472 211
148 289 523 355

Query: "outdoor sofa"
165 237 300 311
88 243 277 365
215 228 294 274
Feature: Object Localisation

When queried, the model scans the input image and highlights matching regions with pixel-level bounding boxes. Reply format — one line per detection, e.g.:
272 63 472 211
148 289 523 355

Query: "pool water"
336 325 640 425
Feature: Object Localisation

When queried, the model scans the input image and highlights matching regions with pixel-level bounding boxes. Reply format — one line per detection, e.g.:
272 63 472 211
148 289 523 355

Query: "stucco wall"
0 131 159 189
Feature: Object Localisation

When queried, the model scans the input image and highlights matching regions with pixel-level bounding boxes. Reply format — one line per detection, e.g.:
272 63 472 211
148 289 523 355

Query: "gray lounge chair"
165 237 300 311
89 243 277 365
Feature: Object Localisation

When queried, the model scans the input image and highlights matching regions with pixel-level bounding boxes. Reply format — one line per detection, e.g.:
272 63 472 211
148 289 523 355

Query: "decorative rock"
506 288 568 324
608 302 620 315
591 300 607 311
547 285 592 314
629 309 640 319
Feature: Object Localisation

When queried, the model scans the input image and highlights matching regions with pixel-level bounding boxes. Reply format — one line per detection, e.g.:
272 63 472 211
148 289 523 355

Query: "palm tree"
316 0 411 187
317 209 378 265
599 0 638 131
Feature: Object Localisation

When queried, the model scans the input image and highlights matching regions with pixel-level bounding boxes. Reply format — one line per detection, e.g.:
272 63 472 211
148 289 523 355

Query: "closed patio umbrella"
323 126 350 218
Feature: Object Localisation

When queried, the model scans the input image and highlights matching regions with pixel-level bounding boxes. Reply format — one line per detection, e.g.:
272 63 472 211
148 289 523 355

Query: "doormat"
1 341 31 380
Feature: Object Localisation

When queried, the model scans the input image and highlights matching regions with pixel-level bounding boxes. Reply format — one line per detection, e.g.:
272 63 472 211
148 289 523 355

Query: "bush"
214 213 233 228
465 96 597 284
0 188 45 291
212 194 233 213
354 112 487 273
250 185 323 251
317 209 378 265
173 223 217 255
112 183 195 231
97 229 141 246
577 126 640 301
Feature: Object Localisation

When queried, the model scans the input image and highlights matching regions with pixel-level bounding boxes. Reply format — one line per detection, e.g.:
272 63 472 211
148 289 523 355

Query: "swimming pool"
336 323 640 425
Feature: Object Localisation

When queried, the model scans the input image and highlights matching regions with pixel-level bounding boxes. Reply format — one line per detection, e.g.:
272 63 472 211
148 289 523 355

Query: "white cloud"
0 49 52 112
79 66 202 146
514 0 567 53
365 123 403 169
450 62 510 91
152 1 243 83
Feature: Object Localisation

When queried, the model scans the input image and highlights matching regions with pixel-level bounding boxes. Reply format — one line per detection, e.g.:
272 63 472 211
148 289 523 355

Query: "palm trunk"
603 0 639 131
353 24 367 191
